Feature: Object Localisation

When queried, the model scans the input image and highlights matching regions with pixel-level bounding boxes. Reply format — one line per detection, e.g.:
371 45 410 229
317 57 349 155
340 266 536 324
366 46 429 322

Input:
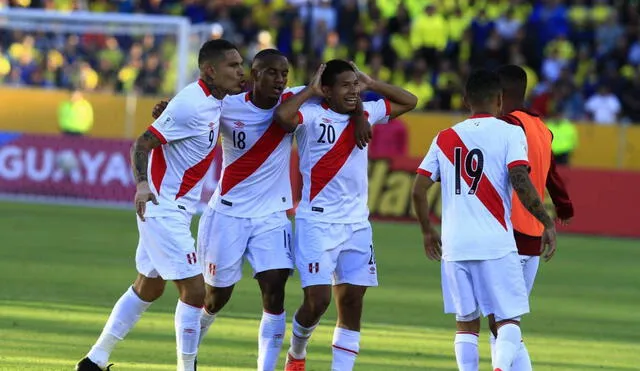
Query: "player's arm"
546 154 574 225
152 99 171 119
411 137 442 261
274 64 325 133
130 129 162 221
350 62 417 119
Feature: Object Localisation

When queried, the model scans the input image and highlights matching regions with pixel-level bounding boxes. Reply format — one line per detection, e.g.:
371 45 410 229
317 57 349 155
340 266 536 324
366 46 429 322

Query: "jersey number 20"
454 147 484 195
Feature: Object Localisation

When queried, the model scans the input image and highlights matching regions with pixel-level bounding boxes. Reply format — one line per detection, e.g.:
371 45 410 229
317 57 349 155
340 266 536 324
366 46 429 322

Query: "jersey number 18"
454 147 484 195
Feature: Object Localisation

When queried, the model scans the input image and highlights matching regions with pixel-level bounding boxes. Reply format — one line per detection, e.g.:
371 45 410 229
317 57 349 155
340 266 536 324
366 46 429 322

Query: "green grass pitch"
0 201 639 370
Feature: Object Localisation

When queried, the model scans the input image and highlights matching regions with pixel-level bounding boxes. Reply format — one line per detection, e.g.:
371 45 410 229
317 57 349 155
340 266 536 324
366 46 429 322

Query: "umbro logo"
208 122 216 129
321 118 332 124
233 121 245 128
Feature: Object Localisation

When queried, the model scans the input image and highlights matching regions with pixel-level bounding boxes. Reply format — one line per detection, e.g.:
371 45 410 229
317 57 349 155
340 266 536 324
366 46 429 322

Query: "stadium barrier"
1 87 640 170
1 132 638 238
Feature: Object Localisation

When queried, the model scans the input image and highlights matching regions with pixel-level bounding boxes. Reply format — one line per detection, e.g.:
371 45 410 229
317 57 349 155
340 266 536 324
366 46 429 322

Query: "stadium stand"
1 0 639 123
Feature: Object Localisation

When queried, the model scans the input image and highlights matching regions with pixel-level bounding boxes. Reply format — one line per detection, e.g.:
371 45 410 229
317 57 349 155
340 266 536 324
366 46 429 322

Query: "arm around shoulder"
274 87 316 133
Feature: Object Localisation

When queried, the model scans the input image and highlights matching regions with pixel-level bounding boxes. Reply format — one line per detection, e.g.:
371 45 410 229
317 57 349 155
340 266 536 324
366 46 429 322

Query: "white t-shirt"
585 93 621 125
417 114 529 261
295 98 391 223
208 86 305 217
145 80 222 217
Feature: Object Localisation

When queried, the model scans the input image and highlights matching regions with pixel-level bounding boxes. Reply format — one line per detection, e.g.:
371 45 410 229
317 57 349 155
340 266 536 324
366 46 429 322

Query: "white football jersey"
295 99 391 223
209 86 305 217
146 80 221 216
417 114 529 261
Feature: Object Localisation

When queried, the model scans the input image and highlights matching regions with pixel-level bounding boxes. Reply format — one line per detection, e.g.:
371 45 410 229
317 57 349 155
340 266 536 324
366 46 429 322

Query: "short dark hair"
465 69 502 106
496 64 527 99
321 59 355 87
252 48 286 66
198 39 238 68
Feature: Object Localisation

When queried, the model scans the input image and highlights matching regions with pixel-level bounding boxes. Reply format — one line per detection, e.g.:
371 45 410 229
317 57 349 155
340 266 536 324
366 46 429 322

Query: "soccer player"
485 64 574 370
153 49 364 371
75 39 244 371
274 60 417 371
411 70 557 371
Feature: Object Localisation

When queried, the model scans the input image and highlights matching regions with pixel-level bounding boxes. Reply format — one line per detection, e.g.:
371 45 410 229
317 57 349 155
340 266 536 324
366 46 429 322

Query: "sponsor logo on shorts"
186 252 197 265
308 262 320 273
208 263 217 276
369 266 376 274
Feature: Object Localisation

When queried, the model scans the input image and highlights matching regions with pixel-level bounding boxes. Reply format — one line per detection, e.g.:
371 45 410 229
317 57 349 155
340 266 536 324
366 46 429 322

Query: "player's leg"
442 260 481 371
77 217 167 371
197 208 249 344
286 219 340 369
508 255 539 371
247 213 295 371
330 222 378 371
477 252 530 371
142 214 206 371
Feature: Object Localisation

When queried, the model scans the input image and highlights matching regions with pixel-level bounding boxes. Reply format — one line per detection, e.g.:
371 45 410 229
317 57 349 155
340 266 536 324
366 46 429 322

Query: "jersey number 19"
454 147 484 195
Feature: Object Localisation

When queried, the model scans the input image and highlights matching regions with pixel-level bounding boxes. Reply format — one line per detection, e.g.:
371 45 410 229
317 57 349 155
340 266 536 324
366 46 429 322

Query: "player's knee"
261 289 285 313
133 275 165 302
456 308 481 332
203 286 233 314
495 317 521 327
303 290 331 318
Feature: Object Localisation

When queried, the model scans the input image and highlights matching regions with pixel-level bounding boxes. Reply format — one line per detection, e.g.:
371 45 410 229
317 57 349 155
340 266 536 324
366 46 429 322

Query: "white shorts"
294 218 378 288
520 255 540 295
135 213 201 281
198 208 294 288
441 252 529 321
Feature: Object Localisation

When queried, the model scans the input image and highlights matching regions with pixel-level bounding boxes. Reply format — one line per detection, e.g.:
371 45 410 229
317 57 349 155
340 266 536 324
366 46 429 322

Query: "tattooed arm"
130 130 162 221
509 165 558 260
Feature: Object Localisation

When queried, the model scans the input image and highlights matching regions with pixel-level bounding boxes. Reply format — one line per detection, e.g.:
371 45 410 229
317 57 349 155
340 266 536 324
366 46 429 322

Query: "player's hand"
353 99 372 149
349 61 374 91
152 100 169 119
308 63 326 96
134 181 159 222
540 225 557 262
557 217 572 226
422 227 442 261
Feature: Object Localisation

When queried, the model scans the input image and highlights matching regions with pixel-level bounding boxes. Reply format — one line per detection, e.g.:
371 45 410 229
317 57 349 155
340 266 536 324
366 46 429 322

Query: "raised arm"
274 64 325 133
509 165 557 260
350 62 417 119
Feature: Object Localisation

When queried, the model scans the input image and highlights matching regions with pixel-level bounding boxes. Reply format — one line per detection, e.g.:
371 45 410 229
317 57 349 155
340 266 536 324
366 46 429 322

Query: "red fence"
1 133 637 238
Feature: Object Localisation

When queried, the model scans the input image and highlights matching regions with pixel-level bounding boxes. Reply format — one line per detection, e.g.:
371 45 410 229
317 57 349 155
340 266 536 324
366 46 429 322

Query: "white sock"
199 308 217 345
494 323 522 371
257 311 286 371
288 313 317 359
511 340 532 371
175 300 201 371
87 286 152 368
490 333 497 368
331 327 360 371
454 332 479 371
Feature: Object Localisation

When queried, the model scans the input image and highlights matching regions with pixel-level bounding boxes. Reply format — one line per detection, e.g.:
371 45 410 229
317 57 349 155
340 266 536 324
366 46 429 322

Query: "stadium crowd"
1 0 639 124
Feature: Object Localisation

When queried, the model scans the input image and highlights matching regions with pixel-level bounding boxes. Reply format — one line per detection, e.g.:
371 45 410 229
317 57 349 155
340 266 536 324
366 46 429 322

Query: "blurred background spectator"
1 0 640 126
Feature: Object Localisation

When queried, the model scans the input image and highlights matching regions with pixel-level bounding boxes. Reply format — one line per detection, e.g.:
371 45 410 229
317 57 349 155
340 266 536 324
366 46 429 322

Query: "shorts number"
318 123 336 144
454 147 484 195
233 130 246 149
368 244 376 265
208 130 215 147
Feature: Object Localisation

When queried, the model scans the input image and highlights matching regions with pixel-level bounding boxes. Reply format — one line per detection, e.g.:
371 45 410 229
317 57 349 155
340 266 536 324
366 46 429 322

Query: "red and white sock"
288 313 317 360
198 308 217 345
257 310 286 371
331 327 360 371
87 286 151 368
455 331 479 371
511 340 532 371
494 323 522 371
175 300 201 371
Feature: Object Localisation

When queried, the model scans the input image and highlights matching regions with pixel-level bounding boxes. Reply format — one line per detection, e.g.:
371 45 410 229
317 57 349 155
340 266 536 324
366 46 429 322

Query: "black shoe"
75 357 113 371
